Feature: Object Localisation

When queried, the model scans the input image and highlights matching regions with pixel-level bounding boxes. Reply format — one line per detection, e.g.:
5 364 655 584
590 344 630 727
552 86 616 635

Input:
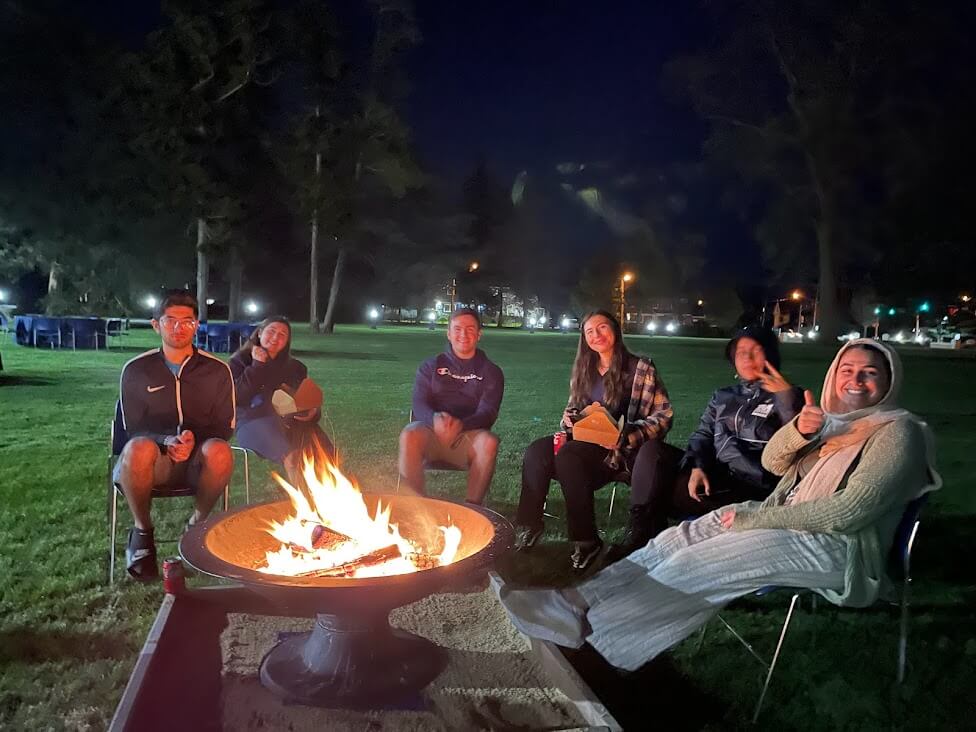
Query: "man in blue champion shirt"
398 308 505 505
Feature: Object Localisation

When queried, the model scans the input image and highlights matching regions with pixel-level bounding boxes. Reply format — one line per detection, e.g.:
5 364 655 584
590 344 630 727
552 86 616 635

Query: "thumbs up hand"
796 389 825 437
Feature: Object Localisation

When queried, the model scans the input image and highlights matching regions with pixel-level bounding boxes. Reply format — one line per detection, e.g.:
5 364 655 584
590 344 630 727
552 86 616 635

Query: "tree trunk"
321 246 347 334
196 217 210 322
47 260 61 294
309 105 322 334
805 151 840 339
309 211 320 333
814 210 839 339
228 245 243 322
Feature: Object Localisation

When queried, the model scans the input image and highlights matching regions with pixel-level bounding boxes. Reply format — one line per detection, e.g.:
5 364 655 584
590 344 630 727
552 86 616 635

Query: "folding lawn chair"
706 495 928 722
106 401 231 584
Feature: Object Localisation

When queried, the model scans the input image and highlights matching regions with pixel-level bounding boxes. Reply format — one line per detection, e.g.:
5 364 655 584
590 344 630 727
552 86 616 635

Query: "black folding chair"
106 402 230 584
705 495 929 722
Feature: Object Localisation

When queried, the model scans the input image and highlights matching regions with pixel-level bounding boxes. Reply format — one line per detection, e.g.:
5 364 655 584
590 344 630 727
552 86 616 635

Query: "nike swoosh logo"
147 385 167 393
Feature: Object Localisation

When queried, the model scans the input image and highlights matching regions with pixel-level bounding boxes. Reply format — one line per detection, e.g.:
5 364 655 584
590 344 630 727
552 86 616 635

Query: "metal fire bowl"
180 495 513 707
181 494 513 615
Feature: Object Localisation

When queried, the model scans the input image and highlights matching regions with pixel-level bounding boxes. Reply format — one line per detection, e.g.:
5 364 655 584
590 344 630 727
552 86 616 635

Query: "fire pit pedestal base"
259 611 447 708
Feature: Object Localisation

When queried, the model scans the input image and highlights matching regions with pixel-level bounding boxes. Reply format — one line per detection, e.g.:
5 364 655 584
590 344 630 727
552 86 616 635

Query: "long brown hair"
569 310 633 408
231 315 292 362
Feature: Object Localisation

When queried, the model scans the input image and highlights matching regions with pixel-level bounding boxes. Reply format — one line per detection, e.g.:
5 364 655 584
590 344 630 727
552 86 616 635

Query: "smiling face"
582 314 617 357
447 313 481 359
259 321 290 359
834 346 891 411
733 337 767 381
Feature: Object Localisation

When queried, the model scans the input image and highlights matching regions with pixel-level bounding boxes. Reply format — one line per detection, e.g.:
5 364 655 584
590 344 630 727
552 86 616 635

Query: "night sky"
79 0 708 186
406 1 705 181
21 1 748 305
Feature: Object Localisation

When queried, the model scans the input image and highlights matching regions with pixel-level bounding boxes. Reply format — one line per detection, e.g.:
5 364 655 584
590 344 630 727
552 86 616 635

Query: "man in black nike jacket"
115 290 235 580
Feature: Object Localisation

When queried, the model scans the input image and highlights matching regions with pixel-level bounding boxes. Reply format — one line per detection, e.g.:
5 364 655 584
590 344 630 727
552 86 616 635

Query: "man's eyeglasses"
159 316 199 331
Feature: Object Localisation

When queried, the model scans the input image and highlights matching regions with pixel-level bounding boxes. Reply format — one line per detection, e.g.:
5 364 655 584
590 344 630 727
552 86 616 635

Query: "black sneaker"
570 539 604 571
126 527 159 581
513 524 544 551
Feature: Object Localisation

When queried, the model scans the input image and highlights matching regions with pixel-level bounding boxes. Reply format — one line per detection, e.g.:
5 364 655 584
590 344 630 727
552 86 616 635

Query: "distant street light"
619 272 634 326
915 301 930 335
0 289 6 302
791 290 803 301
697 299 704 307
427 311 437 330
145 295 158 309
665 322 677 333
206 297 216 306
368 307 379 329
245 300 260 315
469 261 479 272
561 317 570 329
646 321 656 333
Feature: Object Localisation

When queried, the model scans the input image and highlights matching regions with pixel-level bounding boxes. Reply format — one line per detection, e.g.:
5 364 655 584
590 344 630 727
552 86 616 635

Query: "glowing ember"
259 444 462 578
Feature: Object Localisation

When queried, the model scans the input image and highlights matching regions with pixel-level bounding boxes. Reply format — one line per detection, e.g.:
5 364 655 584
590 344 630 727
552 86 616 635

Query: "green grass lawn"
1 326 974 730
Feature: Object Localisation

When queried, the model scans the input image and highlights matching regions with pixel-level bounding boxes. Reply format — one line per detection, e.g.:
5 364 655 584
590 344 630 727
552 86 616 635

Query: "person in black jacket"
229 316 334 482
115 290 236 580
607 326 803 560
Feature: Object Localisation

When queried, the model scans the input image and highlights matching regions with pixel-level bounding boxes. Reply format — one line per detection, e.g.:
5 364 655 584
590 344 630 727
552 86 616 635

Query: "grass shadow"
564 644 728 730
291 349 398 361
0 627 135 664
0 375 57 387
914 513 976 586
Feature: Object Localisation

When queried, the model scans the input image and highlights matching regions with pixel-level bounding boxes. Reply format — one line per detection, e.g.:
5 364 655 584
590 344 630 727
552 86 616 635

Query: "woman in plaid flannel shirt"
513 310 673 570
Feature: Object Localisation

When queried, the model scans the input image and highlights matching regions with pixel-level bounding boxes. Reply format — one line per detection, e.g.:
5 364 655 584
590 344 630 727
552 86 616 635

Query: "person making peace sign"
608 326 805 560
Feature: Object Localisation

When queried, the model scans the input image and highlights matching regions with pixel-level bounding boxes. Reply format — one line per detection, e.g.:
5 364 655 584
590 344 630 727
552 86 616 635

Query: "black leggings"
634 442 773 537
515 435 670 542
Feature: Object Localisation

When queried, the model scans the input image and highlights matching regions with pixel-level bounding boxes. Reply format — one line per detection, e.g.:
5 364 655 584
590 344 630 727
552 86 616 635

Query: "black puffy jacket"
681 381 804 490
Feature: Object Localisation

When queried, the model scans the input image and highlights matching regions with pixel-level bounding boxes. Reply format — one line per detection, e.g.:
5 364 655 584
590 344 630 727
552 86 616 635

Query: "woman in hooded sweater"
499 339 941 671
229 316 335 482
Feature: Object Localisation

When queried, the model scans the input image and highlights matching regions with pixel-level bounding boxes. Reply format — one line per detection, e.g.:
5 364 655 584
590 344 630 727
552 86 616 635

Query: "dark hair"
232 315 292 361
155 289 198 319
569 310 633 408
725 326 782 370
847 343 893 382
449 308 482 328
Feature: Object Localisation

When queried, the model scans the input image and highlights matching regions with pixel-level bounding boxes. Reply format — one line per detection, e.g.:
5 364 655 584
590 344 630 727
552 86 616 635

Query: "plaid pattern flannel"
610 357 673 470
567 357 673 472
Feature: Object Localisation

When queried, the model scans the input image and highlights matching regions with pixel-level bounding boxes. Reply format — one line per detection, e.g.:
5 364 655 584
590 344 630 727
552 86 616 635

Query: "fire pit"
180 450 512 708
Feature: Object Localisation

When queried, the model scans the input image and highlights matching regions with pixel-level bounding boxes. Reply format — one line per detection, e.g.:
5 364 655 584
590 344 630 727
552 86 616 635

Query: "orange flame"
259 442 462 578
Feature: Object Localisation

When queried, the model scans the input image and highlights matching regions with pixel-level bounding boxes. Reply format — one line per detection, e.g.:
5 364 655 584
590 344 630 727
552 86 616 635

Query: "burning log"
295 544 403 578
310 523 351 549
285 522 353 556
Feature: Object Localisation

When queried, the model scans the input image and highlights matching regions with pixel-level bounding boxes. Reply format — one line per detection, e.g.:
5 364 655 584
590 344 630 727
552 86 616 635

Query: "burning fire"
259 444 462 578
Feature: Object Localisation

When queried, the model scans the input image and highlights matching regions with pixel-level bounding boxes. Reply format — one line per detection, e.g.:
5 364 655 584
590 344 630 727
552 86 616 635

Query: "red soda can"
553 431 568 455
163 557 186 594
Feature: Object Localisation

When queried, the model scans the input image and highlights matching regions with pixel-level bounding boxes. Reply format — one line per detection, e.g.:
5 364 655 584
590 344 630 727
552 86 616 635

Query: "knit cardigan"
732 416 929 606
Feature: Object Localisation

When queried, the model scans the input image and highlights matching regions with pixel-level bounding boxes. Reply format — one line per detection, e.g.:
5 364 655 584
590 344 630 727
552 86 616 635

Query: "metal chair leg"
608 483 617 519
753 593 800 723
109 487 118 585
898 520 920 684
243 448 250 504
